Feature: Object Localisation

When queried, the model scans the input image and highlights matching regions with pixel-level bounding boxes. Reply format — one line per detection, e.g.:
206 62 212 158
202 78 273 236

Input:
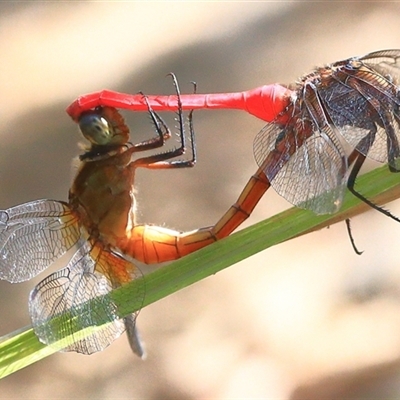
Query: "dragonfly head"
78 107 130 147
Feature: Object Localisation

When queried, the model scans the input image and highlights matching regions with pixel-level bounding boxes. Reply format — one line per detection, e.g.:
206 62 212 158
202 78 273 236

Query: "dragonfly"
0 75 272 355
66 49 400 225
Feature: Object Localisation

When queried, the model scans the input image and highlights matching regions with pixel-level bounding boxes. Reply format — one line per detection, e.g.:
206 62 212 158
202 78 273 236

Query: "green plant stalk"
0 164 399 379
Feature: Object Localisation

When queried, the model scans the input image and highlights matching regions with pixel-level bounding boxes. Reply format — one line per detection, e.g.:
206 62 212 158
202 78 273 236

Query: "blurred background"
1 2 400 399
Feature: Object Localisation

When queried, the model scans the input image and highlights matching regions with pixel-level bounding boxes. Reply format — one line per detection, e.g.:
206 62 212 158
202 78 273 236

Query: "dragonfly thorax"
70 107 137 248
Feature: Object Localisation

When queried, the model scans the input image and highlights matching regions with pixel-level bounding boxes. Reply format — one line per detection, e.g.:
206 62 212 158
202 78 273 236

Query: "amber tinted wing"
29 241 144 354
254 94 348 215
0 200 80 283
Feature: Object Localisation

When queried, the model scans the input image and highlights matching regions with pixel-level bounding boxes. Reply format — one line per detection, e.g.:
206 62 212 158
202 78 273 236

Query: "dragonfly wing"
29 241 145 354
321 52 400 167
318 82 380 158
0 200 80 283
360 49 400 87
254 120 347 215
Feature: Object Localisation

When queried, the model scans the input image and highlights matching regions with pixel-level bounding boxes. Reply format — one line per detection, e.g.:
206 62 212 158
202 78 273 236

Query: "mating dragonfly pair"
1 49 400 356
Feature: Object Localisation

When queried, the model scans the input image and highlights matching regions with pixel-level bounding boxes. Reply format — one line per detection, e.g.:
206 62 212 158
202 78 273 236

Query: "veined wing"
320 58 400 168
0 200 80 283
29 241 145 354
254 95 348 215
360 49 400 88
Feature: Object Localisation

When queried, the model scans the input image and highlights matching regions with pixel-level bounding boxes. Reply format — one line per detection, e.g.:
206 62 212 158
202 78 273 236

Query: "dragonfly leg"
345 218 363 255
131 75 196 170
131 74 192 153
347 151 400 222
130 95 171 152
120 168 270 264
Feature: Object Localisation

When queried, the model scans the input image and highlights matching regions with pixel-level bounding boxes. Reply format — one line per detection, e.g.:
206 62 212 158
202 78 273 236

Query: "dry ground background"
1 2 400 399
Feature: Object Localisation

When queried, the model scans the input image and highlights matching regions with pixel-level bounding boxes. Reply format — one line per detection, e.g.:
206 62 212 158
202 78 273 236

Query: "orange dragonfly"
0 76 270 355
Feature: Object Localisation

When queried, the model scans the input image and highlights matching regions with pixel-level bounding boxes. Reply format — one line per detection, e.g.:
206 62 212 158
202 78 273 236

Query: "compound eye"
78 112 114 145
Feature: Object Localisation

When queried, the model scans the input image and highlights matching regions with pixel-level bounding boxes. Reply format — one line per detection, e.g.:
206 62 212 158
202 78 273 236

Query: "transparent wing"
320 51 400 167
0 200 80 283
254 119 347 215
29 241 145 354
360 49 400 86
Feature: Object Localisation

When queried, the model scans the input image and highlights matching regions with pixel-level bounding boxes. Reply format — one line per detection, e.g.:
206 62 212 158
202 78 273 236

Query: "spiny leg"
345 218 363 255
346 76 400 173
129 73 196 154
130 94 171 152
344 145 400 255
347 151 400 223
343 148 364 255
131 74 196 169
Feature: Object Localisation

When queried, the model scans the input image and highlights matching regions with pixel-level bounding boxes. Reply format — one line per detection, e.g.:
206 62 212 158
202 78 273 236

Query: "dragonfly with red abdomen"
0 76 271 355
67 50 400 224
66 83 292 124
254 49 400 219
